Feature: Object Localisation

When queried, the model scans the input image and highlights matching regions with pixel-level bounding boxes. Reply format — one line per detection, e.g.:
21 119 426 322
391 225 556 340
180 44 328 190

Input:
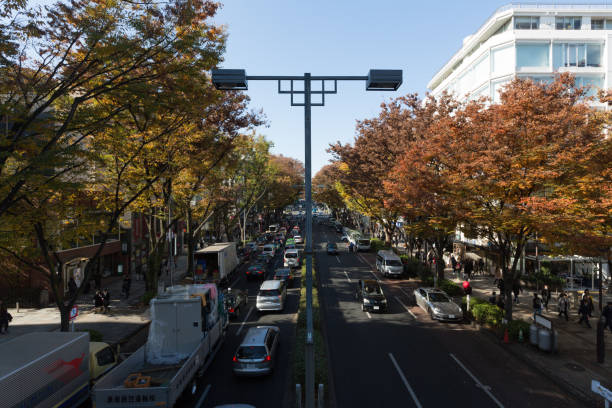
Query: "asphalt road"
315 223 582 408
187 241 300 408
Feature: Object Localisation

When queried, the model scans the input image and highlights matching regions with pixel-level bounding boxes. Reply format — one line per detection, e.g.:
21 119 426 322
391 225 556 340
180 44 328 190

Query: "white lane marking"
195 384 211 408
335 256 340 264
395 296 417 319
229 275 241 288
388 353 423 408
398 286 412 298
343 271 352 283
236 306 254 336
365 311 372 319
449 353 505 408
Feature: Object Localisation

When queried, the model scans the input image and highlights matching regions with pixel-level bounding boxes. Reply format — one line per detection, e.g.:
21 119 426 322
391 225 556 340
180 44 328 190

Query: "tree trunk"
435 245 445 285
186 207 194 277
60 304 70 332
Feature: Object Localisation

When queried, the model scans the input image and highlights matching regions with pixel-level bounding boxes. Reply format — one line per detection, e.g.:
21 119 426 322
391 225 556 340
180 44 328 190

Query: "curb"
476 327 599 407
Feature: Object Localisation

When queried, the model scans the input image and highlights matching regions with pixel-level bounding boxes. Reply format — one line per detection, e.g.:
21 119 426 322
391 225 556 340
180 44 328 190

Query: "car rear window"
285 253 297 258
386 260 402 267
237 346 267 359
259 289 280 297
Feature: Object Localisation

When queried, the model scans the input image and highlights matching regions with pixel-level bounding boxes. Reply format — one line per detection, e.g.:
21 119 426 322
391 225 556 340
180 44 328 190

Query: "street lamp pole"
212 68 402 408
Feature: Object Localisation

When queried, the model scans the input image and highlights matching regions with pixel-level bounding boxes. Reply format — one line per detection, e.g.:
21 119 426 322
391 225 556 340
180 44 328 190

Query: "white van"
283 248 300 268
376 250 403 277
256 280 287 311
262 244 275 258
356 238 371 252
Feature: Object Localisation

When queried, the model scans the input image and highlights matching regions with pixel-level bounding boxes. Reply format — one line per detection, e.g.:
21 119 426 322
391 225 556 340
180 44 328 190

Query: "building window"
592 19 604 30
576 76 604 97
514 16 539 29
553 43 602 69
516 43 550 69
556 16 582 30
606 20 612 29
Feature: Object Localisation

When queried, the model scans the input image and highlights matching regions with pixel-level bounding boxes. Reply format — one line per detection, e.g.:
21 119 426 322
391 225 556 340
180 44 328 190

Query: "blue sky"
212 0 515 174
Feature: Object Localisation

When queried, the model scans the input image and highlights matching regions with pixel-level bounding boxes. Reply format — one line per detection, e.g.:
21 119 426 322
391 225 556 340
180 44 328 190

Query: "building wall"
429 5 612 106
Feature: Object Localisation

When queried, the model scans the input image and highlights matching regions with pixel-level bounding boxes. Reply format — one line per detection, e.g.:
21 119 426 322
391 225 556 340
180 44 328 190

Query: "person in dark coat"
464 259 474 280
0 299 11 334
93 290 104 313
102 289 111 313
602 301 612 332
578 298 592 328
583 289 595 317
558 292 569 321
512 280 521 304
68 277 77 299
122 275 132 299
541 285 551 311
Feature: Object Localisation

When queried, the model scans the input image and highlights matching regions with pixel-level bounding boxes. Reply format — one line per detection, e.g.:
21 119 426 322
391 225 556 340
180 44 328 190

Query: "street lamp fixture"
212 67 402 408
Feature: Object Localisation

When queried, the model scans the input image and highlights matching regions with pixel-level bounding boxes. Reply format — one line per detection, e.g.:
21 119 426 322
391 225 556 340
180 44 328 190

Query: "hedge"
369 238 390 252
400 256 428 278
471 302 504 327
503 319 531 341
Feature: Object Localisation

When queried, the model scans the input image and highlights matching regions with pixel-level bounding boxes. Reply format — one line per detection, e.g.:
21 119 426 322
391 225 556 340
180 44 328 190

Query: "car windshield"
275 270 290 277
364 284 382 294
285 253 297 258
358 240 370 245
236 346 267 360
386 260 402 267
429 293 450 302
259 289 280 297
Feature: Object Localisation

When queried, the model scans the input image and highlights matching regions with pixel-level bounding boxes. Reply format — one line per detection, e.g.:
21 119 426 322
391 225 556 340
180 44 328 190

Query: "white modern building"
428 3 612 106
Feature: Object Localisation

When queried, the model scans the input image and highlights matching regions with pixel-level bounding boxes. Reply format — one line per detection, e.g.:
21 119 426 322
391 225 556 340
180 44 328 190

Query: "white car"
262 244 275 258
294 235 304 244
413 288 463 322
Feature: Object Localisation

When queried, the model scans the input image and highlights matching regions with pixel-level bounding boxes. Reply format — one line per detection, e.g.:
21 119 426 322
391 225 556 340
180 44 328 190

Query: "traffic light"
462 280 472 295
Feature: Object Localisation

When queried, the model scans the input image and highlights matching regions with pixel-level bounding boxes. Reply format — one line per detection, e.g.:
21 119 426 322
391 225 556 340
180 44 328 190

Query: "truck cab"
90 341 119 382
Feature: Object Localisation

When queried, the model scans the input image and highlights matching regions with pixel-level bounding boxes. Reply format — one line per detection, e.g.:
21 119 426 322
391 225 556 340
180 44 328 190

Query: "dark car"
326 242 338 255
246 263 266 280
224 289 247 318
273 268 293 287
355 279 388 312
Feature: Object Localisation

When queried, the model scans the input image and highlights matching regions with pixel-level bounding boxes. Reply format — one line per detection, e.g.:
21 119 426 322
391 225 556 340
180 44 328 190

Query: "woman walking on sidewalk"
532 293 542 320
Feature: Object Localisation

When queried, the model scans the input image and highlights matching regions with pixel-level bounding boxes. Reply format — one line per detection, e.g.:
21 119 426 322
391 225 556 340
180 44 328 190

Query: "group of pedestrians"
93 288 111 314
530 287 598 328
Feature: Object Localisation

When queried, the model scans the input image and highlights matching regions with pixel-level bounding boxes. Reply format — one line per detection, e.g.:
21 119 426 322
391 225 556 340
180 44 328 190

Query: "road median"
292 262 329 406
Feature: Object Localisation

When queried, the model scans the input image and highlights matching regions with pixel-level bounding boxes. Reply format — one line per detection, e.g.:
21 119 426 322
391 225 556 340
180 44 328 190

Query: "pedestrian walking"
541 285 551 312
454 260 462 279
602 301 612 333
497 278 505 296
477 258 485 276
102 288 111 314
494 266 502 285
489 291 497 304
122 275 132 299
512 280 521 304
68 276 77 299
558 292 569 321
532 293 542 320
0 299 12 334
464 259 474 280
578 298 592 328
93 290 104 313
450 255 457 274
349 242 354 253
582 289 595 317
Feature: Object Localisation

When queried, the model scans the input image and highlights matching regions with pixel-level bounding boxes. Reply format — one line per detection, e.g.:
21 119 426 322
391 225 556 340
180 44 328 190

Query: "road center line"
365 311 372 319
343 271 352 283
195 384 212 408
449 353 505 408
236 306 254 336
388 353 423 408
395 296 417 319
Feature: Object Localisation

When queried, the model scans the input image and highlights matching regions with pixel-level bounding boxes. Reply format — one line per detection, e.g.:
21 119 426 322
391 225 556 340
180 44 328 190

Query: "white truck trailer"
194 242 239 285
92 284 226 408
1 332 91 408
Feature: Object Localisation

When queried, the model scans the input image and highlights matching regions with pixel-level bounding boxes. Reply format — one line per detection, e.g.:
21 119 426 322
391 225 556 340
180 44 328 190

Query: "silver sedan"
413 288 463 322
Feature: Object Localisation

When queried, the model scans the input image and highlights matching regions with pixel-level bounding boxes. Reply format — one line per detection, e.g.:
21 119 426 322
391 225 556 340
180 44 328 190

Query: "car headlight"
381 299 387 303
433 307 442 314
363 298 371 304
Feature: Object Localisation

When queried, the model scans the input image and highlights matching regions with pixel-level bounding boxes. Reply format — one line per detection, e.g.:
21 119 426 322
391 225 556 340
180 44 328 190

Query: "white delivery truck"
92 284 227 408
194 242 239 285
0 331 119 408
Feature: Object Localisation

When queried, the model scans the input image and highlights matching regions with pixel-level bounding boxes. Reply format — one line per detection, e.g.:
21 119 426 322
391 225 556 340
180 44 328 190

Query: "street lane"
316 223 581 408
186 246 299 408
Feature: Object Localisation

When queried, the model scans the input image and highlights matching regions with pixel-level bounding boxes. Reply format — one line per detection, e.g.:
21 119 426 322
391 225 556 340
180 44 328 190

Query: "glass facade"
516 43 549 69
576 76 604 96
514 16 539 30
553 43 602 69
556 16 582 30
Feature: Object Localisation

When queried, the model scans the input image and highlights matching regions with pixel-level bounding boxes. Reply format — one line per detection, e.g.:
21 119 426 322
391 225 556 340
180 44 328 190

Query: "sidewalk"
1 255 189 346
452 273 612 406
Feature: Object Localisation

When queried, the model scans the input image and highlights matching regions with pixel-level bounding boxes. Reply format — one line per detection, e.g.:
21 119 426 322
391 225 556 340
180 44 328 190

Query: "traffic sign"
69 305 79 320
